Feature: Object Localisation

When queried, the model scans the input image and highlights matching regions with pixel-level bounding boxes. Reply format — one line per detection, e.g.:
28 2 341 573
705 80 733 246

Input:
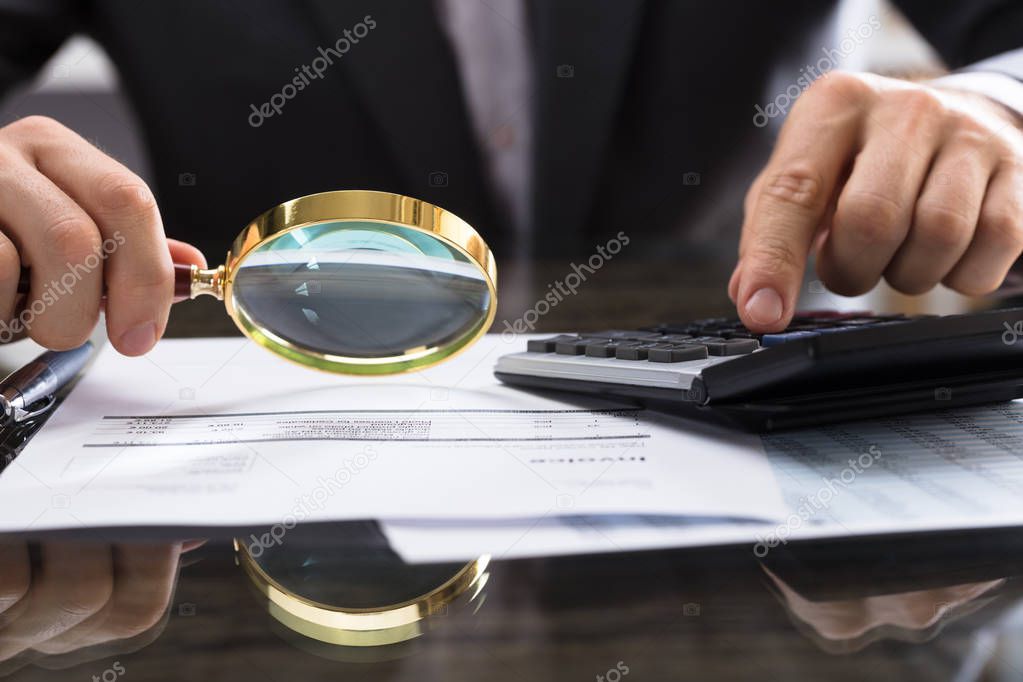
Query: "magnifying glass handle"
16 263 196 303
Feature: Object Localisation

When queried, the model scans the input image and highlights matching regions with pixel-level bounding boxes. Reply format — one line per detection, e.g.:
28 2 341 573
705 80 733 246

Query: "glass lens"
230 220 493 373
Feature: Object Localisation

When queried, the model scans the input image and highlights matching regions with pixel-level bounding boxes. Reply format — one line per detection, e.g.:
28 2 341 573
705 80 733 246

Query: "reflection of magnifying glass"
234 525 490 650
17 190 497 375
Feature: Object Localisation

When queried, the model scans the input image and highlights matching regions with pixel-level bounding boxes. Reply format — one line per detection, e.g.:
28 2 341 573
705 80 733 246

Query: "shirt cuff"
930 72 1023 119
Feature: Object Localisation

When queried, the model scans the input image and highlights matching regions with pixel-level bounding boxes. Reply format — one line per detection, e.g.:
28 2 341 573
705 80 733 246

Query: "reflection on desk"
2 527 1023 681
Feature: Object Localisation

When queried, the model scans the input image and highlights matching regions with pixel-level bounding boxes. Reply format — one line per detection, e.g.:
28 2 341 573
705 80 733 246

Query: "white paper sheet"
382 403 1023 563
382 516 771 563
0 336 788 533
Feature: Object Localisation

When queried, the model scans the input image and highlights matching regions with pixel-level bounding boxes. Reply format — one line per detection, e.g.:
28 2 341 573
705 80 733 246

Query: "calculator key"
647 343 709 363
555 338 590 355
660 334 693 343
651 324 702 335
696 339 730 355
579 330 663 341
527 335 576 353
615 342 653 360
585 341 619 358
761 330 820 347
705 338 759 356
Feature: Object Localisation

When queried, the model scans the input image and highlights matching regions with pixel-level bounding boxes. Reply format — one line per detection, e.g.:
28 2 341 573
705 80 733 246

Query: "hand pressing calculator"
494 308 1023 432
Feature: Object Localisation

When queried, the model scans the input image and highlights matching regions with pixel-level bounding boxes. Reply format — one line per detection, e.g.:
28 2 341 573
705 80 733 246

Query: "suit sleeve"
0 0 84 96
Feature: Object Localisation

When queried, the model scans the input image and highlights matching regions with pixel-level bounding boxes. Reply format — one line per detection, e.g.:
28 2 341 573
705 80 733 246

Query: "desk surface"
2 262 1018 682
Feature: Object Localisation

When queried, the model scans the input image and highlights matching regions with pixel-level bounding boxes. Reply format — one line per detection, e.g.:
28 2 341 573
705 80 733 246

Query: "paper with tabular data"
383 403 1023 562
0 336 788 533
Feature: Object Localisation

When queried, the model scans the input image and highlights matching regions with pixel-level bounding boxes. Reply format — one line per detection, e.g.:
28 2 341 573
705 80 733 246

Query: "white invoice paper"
383 402 1023 562
0 336 789 533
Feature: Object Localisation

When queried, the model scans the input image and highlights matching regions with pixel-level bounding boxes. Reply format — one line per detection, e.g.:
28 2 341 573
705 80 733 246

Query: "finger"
167 239 207 269
737 171 765 262
14 120 172 356
736 74 866 332
943 163 1023 295
727 262 741 304
0 543 112 662
735 168 838 299
33 543 181 654
0 230 21 337
0 543 29 620
883 144 996 294
731 172 768 304
0 149 102 350
817 93 941 295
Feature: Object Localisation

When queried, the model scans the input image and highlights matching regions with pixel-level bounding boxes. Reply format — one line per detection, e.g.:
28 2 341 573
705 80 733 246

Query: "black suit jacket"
0 1 1021 263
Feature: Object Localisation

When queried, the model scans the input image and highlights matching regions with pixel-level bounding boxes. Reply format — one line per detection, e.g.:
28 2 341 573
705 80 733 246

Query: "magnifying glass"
17 190 497 375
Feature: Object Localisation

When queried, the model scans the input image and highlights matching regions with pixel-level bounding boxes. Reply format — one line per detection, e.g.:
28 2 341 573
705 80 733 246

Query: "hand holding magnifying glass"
16 190 497 375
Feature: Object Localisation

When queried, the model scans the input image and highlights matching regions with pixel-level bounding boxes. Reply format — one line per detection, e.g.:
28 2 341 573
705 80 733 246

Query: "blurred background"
0 0 985 365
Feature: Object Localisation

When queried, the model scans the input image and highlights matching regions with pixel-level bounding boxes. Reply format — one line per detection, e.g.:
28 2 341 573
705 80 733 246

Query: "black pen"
0 342 94 426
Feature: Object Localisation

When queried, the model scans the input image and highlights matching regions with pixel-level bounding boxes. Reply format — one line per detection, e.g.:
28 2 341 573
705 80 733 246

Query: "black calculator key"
555 338 590 355
706 338 759 356
579 330 663 341
660 334 693 343
698 339 729 355
647 343 709 363
585 341 619 358
651 324 702 335
615 343 652 360
527 335 576 353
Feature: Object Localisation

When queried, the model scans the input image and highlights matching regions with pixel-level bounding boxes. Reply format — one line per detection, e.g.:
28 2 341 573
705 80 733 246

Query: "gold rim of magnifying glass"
188 190 498 375
234 540 491 647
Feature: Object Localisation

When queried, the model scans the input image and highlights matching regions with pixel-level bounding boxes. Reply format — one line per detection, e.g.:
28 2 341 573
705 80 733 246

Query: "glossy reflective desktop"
3 532 1023 681
1 262 1019 682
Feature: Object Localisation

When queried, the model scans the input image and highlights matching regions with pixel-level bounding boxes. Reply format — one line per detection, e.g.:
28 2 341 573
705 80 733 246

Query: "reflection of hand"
763 565 1004 653
0 540 200 667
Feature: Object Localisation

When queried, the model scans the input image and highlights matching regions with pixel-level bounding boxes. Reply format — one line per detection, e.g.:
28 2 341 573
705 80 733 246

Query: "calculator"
493 308 1023 431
